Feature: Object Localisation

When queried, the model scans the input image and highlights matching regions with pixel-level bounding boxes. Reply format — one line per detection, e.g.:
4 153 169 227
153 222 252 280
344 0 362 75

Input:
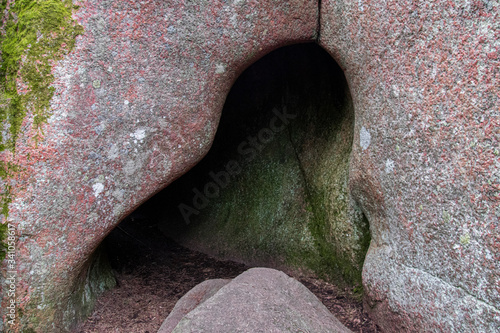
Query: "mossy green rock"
0 0 83 259
0 0 83 147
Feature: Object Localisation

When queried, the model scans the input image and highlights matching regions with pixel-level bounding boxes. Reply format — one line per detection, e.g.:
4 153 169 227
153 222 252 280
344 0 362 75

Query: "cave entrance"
88 42 371 331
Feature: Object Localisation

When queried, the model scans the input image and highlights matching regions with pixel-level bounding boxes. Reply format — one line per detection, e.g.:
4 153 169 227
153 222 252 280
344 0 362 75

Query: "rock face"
320 1 500 332
158 279 230 333
0 1 318 332
0 0 498 332
162 268 352 333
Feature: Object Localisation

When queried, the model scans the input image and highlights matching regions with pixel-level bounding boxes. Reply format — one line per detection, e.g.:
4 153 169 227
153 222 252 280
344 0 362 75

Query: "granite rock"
158 279 230 333
1 0 498 332
168 268 352 333
320 0 500 331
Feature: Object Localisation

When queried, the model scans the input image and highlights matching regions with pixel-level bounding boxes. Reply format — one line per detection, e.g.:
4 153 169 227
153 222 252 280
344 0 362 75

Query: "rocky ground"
72 217 381 333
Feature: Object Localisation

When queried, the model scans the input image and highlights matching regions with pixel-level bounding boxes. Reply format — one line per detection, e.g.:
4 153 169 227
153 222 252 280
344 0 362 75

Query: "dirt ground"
72 217 382 333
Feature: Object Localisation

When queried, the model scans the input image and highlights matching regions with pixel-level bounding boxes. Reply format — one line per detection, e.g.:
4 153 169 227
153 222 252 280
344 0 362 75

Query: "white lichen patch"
360 126 371 150
358 0 365 12
391 84 400 98
92 183 104 197
87 212 99 224
385 159 395 173
107 144 119 160
215 63 226 74
130 128 146 143
124 160 139 176
113 205 125 218
230 13 238 26
112 188 125 202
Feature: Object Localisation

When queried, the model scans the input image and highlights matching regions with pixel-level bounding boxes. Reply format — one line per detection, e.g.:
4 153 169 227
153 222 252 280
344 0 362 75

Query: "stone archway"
135 42 370 286
95 43 371 327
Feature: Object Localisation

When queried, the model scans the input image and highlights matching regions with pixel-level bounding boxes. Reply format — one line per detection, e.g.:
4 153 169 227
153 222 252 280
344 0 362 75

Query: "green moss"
183 147 312 267
63 245 116 330
24 326 39 333
442 210 451 223
0 0 83 259
175 99 370 288
460 233 470 246
1 0 83 147
302 184 368 291
19 245 115 332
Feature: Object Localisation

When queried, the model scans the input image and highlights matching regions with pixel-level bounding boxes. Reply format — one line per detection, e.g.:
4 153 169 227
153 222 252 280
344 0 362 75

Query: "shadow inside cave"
78 42 375 333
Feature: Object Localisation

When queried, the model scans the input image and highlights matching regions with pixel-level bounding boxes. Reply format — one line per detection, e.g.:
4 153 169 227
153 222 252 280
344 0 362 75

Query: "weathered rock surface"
320 0 500 332
0 1 318 331
165 268 352 333
158 279 230 333
0 0 498 332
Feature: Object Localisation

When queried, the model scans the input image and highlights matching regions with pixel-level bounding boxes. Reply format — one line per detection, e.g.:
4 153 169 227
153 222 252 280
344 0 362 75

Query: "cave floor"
72 217 381 333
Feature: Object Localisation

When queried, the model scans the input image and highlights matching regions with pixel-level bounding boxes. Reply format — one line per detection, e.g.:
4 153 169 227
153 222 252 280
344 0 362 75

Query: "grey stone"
3 0 499 331
169 268 352 333
158 279 230 333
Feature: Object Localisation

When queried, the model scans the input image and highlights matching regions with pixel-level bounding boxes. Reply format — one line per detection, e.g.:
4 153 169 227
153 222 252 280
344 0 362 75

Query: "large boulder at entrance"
158 278 230 333
162 268 352 333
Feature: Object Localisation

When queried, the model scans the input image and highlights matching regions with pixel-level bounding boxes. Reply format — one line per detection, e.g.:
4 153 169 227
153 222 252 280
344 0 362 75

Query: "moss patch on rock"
17 245 116 332
62 245 116 331
1 0 83 147
0 0 83 259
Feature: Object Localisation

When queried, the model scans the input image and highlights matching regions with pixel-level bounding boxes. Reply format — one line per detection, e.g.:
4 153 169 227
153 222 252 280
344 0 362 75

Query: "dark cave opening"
105 42 370 285
81 42 374 332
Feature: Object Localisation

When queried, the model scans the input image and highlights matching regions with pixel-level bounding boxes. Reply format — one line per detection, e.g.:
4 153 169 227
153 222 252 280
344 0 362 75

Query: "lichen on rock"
0 0 83 258
0 0 83 147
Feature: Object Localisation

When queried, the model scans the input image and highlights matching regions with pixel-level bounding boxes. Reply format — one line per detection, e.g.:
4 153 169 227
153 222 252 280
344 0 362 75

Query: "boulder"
320 1 500 331
158 279 230 333
164 268 352 333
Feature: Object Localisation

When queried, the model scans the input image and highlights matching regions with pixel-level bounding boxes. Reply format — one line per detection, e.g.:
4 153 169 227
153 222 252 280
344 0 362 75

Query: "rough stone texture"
320 0 500 332
153 43 370 287
158 278 230 333
1 0 499 332
0 0 318 331
168 268 352 333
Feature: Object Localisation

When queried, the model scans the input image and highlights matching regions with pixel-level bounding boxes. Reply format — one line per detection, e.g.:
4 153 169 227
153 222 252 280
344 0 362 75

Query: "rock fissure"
286 124 309 197
400 263 499 312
